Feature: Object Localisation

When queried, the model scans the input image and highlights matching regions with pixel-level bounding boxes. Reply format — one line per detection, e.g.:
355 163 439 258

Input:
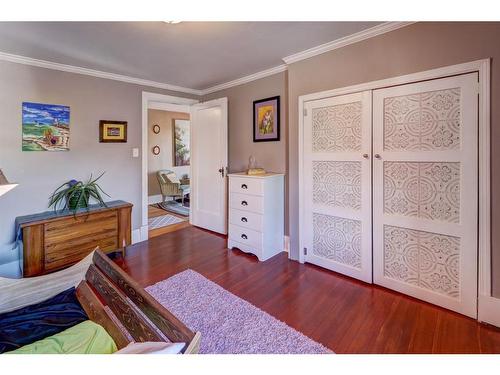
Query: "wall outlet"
132 148 139 158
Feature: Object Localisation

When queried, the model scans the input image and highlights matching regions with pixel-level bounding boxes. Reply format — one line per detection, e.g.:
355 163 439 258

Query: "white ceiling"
0 22 381 91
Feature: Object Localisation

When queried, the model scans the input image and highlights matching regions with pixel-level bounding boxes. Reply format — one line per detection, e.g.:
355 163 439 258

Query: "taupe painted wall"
0 60 196 255
203 71 288 174
148 109 190 197
287 22 500 296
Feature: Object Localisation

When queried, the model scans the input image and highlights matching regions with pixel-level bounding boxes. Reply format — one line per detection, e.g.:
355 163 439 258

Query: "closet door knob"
374 154 382 159
241 184 248 189
241 234 248 240
241 201 248 206
362 153 369 159
241 217 248 222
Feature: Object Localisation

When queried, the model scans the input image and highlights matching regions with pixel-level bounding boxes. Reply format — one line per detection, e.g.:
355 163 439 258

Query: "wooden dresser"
17 200 132 277
228 172 284 261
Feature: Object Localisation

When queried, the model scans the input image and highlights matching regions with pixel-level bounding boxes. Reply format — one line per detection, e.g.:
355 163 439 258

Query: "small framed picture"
253 96 280 142
99 120 127 143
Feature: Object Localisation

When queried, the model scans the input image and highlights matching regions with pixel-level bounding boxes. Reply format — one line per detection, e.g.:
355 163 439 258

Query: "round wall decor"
152 145 160 155
153 124 160 134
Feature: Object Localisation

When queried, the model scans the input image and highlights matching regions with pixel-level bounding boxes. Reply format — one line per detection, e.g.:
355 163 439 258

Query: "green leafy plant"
49 173 109 214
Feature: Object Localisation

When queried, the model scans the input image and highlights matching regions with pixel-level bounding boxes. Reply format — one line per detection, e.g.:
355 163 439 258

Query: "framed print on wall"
253 95 280 142
99 120 127 143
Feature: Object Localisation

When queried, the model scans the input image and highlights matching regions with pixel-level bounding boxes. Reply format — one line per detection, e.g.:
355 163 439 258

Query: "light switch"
132 148 139 158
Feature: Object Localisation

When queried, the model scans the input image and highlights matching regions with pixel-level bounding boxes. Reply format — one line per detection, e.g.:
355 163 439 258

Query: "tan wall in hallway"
148 110 190 197
287 21 500 296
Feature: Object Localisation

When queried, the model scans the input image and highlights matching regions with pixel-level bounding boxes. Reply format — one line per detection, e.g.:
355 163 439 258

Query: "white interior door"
373 73 478 317
302 91 372 283
190 98 228 234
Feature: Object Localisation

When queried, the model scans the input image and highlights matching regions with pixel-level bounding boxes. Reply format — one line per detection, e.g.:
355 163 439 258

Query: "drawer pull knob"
241 184 248 189
241 234 248 240
241 200 248 206
241 217 248 222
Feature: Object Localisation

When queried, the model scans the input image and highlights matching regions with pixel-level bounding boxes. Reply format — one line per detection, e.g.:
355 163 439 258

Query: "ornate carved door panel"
302 91 372 282
372 73 478 317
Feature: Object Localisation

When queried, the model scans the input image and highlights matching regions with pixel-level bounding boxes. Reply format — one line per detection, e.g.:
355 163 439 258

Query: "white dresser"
228 172 285 261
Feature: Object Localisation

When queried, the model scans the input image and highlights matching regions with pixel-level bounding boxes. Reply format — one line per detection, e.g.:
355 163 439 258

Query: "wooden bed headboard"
75 249 200 354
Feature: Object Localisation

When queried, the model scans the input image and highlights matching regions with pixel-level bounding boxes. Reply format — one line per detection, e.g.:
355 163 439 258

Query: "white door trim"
298 59 493 323
141 92 198 243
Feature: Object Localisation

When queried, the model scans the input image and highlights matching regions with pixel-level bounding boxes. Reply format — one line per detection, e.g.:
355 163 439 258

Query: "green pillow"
8 320 117 354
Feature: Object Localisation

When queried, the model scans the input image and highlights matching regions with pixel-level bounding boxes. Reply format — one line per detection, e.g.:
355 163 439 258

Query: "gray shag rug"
146 269 333 354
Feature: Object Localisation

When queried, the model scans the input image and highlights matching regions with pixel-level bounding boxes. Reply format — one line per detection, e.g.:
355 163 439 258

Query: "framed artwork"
173 119 190 166
99 120 127 143
253 96 280 142
22 102 70 151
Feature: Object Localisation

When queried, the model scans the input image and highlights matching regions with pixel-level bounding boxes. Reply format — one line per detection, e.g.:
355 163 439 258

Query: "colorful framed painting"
253 96 280 142
173 119 190 166
99 120 127 143
22 102 70 151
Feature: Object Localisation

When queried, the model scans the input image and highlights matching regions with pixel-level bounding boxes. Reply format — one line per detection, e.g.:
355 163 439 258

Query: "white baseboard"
148 194 163 205
131 225 149 244
479 295 500 328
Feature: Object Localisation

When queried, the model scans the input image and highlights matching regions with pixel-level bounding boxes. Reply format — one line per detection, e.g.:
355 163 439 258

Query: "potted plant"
49 173 109 214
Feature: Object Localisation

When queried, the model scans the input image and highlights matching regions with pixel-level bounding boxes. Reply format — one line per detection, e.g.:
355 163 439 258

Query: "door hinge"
303 108 308 117
303 247 308 256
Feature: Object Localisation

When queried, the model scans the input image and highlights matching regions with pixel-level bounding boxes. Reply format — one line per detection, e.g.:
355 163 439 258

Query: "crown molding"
282 21 416 65
0 22 415 97
0 51 203 96
201 64 288 95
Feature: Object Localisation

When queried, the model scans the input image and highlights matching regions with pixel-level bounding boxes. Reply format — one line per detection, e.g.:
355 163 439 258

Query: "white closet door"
373 73 478 317
302 91 372 283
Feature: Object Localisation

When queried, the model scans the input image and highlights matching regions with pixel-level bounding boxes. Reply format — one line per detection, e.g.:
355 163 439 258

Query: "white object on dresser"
228 172 285 261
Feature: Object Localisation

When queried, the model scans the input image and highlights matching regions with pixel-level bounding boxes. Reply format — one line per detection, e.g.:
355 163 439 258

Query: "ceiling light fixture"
163 21 182 24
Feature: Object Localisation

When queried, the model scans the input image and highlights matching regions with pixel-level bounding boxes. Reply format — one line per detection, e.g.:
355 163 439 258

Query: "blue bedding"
0 287 88 353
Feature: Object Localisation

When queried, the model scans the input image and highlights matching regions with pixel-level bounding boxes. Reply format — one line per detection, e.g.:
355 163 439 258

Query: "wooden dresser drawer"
229 192 263 213
45 236 118 272
229 177 264 196
44 211 118 272
229 224 263 249
45 211 118 243
229 208 263 232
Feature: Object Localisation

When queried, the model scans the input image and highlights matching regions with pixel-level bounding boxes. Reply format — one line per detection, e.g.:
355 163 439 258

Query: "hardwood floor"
114 226 500 354
148 204 190 238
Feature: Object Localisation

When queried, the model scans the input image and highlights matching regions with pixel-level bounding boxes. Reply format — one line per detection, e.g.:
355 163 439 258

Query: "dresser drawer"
229 224 263 249
229 177 264 196
229 208 263 232
230 192 263 213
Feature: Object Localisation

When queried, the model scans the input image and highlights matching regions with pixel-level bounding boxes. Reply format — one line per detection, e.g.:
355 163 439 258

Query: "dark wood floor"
114 226 500 354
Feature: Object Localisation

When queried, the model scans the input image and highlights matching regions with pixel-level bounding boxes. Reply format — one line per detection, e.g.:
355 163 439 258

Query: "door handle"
362 153 369 159
241 217 248 222
374 154 382 159
241 234 248 240
241 201 248 206
218 167 225 177
241 184 248 189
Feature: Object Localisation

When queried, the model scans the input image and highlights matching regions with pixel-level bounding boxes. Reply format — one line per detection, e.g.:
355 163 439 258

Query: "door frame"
140 92 198 243
298 59 493 323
